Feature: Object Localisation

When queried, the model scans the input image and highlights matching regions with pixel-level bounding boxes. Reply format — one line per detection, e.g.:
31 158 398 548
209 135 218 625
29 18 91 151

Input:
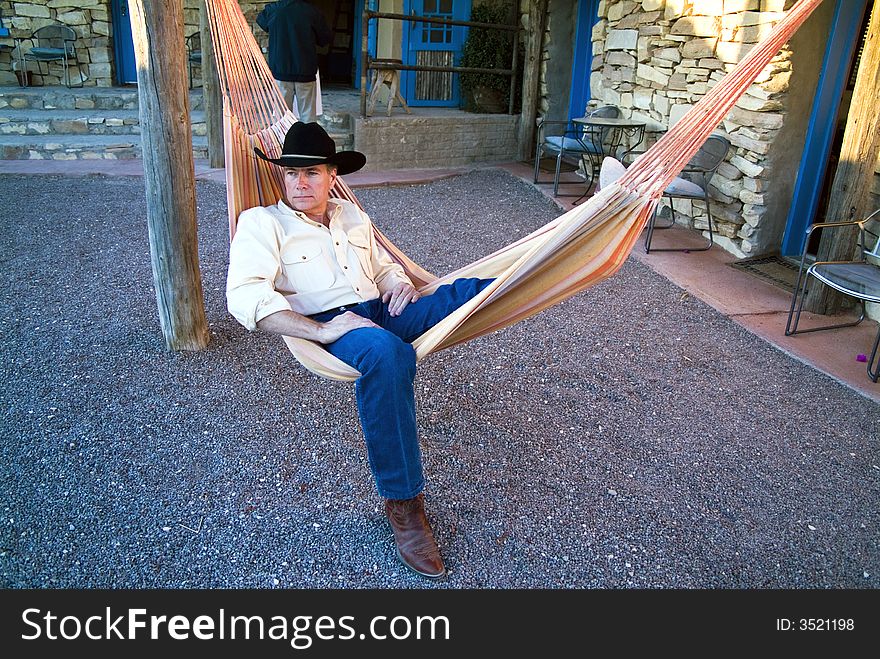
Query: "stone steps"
0 130 353 161
0 108 207 136
0 134 209 160
0 85 354 160
0 86 203 111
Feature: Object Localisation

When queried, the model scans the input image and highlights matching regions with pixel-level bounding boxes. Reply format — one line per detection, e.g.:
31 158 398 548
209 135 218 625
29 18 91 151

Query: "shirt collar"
277 198 343 228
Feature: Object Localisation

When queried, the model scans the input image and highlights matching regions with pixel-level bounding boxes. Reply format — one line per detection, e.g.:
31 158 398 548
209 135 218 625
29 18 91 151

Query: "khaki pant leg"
275 79 297 117
294 80 319 123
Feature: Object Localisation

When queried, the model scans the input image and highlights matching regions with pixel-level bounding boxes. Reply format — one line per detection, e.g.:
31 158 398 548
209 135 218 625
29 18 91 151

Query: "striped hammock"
204 0 824 382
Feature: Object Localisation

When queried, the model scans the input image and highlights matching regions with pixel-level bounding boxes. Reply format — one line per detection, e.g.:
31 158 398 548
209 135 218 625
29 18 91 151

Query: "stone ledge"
0 108 207 136
0 134 208 160
0 85 202 110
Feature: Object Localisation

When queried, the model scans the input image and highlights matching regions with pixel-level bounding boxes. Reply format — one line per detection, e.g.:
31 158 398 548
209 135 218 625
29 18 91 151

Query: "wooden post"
130 0 210 351
200 0 224 168
805 2 880 315
517 0 547 162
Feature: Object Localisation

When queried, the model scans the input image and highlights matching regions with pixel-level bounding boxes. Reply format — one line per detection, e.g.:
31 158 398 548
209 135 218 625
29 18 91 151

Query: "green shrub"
459 3 517 110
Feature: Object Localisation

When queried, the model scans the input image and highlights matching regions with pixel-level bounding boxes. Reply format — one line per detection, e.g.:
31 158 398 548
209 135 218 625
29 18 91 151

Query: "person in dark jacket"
257 0 332 123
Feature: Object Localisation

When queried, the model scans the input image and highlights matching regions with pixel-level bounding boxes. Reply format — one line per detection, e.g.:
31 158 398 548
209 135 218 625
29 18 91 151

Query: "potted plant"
459 3 518 113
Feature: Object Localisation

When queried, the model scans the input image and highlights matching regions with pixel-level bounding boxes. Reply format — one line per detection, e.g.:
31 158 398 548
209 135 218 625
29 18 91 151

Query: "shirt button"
344 265 348 269
301 256 306 260
335 241 340 245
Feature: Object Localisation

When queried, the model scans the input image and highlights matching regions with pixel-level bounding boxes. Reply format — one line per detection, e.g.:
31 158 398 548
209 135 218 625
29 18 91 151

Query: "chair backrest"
582 105 621 150
33 25 76 57
587 105 621 120
867 229 880 261
534 117 569 140
680 134 730 190
863 208 880 261
187 32 201 57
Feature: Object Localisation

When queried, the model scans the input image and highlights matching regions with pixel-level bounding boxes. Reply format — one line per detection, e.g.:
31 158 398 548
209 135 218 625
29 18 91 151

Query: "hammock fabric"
205 0 824 382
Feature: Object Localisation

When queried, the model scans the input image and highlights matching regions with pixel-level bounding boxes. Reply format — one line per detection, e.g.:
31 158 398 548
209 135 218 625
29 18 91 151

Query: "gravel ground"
1 169 878 589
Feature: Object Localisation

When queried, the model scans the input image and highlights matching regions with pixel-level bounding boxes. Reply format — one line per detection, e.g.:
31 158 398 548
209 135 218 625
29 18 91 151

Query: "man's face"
283 164 336 219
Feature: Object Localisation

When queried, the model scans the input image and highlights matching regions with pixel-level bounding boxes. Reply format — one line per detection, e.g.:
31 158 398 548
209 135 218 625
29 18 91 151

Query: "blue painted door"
780 0 870 256
110 0 137 84
568 0 601 119
354 0 379 89
401 0 471 107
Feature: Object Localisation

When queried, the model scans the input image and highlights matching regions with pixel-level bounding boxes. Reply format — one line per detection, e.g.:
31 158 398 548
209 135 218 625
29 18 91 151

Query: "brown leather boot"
385 493 446 579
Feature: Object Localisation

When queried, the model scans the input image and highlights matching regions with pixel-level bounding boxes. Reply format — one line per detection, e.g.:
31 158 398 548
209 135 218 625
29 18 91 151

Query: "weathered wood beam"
200 0 224 169
130 0 209 351
517 0 547 162
805 2 880 314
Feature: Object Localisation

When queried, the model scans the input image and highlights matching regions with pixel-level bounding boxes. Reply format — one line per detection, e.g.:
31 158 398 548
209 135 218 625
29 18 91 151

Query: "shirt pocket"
346 231 374 281
280 244 335 293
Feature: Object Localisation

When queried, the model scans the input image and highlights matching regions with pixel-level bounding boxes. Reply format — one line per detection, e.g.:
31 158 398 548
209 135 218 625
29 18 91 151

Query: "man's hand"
382 282 420 317
318 311 378 344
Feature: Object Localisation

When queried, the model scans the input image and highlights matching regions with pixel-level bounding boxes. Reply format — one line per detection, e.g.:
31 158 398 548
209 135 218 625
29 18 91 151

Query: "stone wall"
523 0 880 261
353 113 519 170
0 0 271 87
529 0 880 252
583 0 827 258
0 0 114 86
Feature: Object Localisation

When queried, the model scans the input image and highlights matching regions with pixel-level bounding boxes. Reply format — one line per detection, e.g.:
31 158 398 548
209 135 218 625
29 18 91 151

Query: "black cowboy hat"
254 121 366 175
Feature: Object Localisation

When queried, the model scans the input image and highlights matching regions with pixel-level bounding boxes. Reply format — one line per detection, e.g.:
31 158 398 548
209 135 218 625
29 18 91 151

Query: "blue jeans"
310 278 494 499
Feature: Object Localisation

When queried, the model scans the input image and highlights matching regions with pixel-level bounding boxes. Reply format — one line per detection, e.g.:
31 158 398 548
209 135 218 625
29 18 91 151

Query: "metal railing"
359 10 521 117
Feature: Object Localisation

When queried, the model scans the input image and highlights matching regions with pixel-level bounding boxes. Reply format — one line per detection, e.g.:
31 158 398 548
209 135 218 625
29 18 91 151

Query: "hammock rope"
205 0 824 381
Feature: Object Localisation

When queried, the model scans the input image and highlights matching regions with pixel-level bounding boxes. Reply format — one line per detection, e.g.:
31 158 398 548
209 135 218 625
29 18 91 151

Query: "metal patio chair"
532 105 621 197
18 24 81 88
642 134 730 253
785 207 880 382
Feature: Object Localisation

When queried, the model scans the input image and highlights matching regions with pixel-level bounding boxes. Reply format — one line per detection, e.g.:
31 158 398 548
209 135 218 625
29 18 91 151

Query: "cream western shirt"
226 198 411 329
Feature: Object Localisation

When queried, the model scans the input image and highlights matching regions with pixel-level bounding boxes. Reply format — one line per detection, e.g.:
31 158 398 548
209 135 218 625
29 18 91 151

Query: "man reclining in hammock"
226 121 492 579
